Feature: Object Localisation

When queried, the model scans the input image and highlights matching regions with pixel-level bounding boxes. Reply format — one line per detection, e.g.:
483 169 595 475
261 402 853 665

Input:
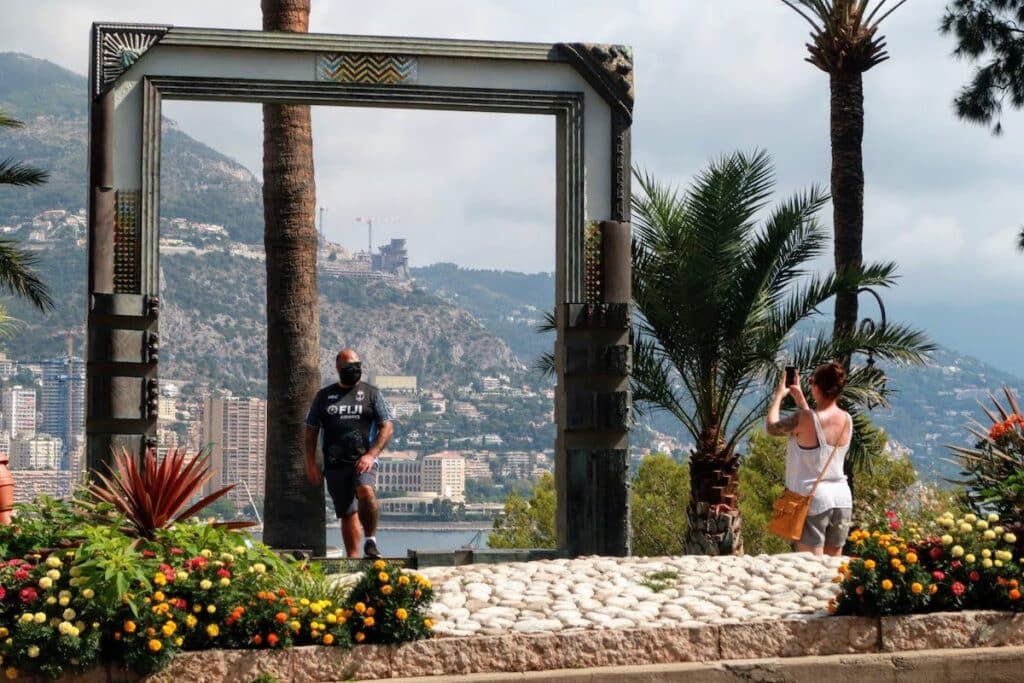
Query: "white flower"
252 563 266 574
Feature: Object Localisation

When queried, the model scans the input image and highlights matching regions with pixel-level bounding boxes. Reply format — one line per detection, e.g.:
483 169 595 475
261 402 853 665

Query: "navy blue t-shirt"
305 381 395 468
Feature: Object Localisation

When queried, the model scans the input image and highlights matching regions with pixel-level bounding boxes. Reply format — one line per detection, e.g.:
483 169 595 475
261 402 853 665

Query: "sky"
3 1 1024 370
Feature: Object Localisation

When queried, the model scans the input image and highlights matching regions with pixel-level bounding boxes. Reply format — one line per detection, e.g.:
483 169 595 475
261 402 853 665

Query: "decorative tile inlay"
316 53 418 84
94 25 168 95
583 220 602 303
114 190 140 294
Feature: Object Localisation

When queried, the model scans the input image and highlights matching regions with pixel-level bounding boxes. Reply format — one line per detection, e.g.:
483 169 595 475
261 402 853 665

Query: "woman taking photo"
766 362 852 556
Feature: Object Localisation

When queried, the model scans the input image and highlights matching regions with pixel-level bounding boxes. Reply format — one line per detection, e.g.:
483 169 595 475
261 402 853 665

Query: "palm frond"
0 239 53 311
0 159 49 187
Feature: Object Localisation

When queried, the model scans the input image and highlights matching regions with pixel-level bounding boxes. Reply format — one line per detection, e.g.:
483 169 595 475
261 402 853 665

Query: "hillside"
0 53 264 243
413 264 1024 481
0 239 523 396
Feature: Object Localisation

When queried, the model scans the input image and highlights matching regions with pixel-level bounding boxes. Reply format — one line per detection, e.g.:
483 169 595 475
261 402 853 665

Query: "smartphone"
785 365 797 387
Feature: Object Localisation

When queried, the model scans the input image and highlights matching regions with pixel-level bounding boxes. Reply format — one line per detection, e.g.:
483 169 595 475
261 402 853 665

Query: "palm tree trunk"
683 430 743 555
260 0 324 555
830 70 865 346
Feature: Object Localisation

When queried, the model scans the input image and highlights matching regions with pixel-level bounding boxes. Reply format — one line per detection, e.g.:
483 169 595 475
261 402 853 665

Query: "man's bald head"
336 348 359 368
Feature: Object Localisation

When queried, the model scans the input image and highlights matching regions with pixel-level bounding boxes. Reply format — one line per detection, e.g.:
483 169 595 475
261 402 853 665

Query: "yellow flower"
199 579 213 590
966 554 976 564
185 615 197 628
62 608 76 621
38 577 52 590
395 608 408 621
81 588 95 600
45 556 61 568
206 624 219 638
984 530 997 541
911 583 923 594
290 620 301 632
33 612 46 624
0 629 6 639
378 572 390 583
153 573 167 586
930 584 938 595
373 560 386 570
905 552 918 564
890 558 902 568
152 591 165 603
162 622 177 637
4 667 17 680
976 520 989 530
983 549 992 559
206 605 216 614
300 598 310 606
1005 533 1018 544
46 570 60 581
898 566 906 574
26 646 39 659
355 632 365 643
398 576 410 586
424 618 434 629
219 578 230 587
983 559 994 569
174 637 183 647
959 523 973 533
952 546 965 558
148 639 162 652
176 571 189 582
965 513 977 523
881 580 893 591
864 559 876 570
381 585 394 595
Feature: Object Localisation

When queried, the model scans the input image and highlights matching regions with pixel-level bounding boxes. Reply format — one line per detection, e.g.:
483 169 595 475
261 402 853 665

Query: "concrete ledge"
385 646 1024 682
41 610 1024 680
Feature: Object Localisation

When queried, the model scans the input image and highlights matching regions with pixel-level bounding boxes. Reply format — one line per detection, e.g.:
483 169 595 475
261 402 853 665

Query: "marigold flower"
911 583 923 594
424 618 434 629
378 572 390 583
373 560 386 571
162 622 177 637
863 560 876 570
4 667 17 680
185 615 197 628
881 580 893 591
199 579 213 590
290 620 301 632
952 582 966 596
965 554 976 564
124 620 137 633
398 575 410 586
206 624 219 638
414 589 423 600
905 552 918 564
33 612 45 624
153 573 167 586
363 616 375 627
252 634 263 646
952 546 965 558
219 578 231 587
275 612 288 623
381 584 394 595
930 585 938 595
148 639 162 652
354 602 366 614
355 631 366 643
322 633 335 645
395 608 408 621
983 559 994 569
26 645 39 658
1006 533 1018 544
1011 589 1022 601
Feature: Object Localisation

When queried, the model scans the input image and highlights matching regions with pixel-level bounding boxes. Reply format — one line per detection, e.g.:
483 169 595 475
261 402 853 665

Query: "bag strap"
807 413 850 497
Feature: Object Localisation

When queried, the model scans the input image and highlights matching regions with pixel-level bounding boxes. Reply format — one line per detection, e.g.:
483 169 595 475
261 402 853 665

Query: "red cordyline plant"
80 446 252 539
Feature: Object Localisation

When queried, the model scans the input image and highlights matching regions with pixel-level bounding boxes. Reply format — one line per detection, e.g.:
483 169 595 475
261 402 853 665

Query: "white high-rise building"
421 451 466 501
2 386 36 440
201 393 267 511
11 433 63 470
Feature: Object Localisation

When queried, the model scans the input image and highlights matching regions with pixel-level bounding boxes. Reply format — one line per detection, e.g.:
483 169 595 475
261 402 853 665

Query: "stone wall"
43 611 1024 681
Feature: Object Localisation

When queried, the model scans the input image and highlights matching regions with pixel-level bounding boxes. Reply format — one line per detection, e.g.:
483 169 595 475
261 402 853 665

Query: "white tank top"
785 410 853 516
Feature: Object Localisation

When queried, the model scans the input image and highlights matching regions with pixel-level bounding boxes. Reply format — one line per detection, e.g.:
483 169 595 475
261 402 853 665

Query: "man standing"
305 348 395 558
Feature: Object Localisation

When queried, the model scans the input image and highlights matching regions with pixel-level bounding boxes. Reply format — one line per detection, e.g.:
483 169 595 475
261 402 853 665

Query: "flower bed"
0 447 436 680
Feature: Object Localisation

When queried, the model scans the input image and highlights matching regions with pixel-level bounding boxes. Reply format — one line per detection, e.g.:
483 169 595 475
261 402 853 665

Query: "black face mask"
339 362 362 386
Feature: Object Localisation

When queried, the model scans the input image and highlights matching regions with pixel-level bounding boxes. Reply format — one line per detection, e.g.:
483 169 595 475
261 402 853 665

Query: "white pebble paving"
398 553 844 638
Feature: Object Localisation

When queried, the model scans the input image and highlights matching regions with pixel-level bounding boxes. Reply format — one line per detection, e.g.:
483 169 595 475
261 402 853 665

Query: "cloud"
2 1 1023 292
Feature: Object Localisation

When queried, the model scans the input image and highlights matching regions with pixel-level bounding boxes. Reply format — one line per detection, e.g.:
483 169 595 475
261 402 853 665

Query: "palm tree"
780 0 906 343
260 0 324 556
0 109 53 312
631 150 932 555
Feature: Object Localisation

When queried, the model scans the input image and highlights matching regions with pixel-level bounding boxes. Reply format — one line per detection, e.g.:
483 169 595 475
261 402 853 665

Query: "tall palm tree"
260 0 324 555
631 150 932 555
0 109 53 312
781 0 906 342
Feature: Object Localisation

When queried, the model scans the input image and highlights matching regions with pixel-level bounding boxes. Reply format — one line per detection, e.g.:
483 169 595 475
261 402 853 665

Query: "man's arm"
304 425 321 486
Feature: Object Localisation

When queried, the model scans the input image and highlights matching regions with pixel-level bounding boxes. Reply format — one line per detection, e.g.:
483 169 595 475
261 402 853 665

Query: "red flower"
142 550 156 558
885 511 897 519
7 559 22 567
217 568 231 579
951 561 963 569
889 520 902 530
929 546 943 560
969 571 981 582
0 585 6 599
932 571 945 581
952 582 966 596
14 569 29 582
19 587 38 603
170 547 183 555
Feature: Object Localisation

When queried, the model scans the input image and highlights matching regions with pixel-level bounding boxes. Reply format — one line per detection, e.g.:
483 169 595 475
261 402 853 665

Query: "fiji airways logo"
327 404 363 416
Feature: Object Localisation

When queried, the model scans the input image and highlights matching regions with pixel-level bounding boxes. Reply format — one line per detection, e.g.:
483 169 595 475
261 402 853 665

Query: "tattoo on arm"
766 411 801 436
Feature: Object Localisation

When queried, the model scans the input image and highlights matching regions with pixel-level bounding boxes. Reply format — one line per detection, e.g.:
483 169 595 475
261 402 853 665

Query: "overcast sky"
4 1 1024 367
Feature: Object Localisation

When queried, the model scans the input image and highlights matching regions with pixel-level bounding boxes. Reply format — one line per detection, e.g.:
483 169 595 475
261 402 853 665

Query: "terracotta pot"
0 456 13 525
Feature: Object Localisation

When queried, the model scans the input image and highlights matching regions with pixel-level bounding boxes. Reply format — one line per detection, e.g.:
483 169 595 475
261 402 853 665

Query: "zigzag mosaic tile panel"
316 53 418 85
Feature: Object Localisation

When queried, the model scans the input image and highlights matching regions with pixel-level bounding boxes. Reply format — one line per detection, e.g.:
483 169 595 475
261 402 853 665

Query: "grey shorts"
800 507 852 549
323 462 377 517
